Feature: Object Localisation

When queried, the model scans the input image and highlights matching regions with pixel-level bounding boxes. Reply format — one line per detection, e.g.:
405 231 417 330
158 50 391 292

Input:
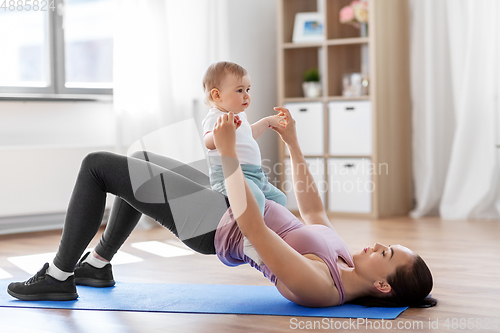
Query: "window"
0 0 113 97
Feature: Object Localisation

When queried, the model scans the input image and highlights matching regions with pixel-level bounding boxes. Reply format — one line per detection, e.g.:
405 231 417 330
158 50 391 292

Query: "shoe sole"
7 288 78 301
75 277 115 288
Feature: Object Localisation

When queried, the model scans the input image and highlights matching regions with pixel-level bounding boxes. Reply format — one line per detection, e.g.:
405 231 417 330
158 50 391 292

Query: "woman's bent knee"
81 151 116 169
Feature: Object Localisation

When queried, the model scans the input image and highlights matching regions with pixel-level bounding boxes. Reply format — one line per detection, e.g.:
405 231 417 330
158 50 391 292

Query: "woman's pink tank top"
214 200 354 305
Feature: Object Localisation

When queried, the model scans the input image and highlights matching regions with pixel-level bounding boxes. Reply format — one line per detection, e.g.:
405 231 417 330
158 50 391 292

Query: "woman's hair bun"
412 294 438 308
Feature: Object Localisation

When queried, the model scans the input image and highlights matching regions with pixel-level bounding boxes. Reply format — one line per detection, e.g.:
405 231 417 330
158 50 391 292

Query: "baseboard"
0 209 109 236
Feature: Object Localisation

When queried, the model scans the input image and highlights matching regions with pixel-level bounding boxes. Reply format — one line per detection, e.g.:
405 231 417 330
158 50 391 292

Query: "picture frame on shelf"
292 12 325 43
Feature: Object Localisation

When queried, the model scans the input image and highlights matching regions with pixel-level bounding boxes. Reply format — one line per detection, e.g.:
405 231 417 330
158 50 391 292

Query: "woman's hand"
267 114 286 130
213 112 238 156
234 114 242 130
271 107 298 147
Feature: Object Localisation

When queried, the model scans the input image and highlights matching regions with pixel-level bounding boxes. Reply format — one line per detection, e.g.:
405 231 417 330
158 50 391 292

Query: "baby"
202 61 287 265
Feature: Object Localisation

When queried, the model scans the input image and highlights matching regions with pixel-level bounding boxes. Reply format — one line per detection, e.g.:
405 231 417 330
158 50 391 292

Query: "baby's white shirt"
202 108 262 166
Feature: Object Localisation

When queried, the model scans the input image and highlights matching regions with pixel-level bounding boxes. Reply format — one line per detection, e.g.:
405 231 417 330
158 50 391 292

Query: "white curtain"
410 0 500 219
113 0 229 154
112 0 229 228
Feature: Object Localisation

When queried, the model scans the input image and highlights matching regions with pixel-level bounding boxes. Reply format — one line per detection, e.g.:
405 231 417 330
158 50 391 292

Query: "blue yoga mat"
0 282 407 319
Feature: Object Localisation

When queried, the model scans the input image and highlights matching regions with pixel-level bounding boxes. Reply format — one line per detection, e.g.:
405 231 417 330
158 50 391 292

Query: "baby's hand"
267 114 286 129
234 114 242 130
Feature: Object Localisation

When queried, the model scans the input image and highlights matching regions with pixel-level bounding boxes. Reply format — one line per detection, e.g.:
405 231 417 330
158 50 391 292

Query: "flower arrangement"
339 1 369 29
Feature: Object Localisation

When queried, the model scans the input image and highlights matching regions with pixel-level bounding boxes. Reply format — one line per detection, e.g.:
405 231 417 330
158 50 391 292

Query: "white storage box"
283 158 326 211
328 158 372 213
284 102 324 156
328 101 372 156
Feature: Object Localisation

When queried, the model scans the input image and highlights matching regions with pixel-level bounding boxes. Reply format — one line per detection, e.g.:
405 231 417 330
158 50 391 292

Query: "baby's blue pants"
209 164 287 215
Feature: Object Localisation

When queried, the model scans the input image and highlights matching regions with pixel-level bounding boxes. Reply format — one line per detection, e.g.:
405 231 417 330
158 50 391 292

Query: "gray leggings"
53 151 229 272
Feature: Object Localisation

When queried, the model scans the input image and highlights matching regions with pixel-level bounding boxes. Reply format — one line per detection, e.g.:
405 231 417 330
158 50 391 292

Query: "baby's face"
216 74 251 113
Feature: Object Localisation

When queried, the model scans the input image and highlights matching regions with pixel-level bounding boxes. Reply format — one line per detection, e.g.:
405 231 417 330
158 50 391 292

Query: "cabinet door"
283 157 326 211
328 158 372 213
284 102 324 156
329 101 372 156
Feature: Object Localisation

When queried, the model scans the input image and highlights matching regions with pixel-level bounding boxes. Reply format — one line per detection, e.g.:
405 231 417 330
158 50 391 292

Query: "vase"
302 82 322 98
360 23 368 37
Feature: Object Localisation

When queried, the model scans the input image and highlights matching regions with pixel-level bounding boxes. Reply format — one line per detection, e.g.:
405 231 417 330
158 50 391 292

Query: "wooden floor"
0 216 499 333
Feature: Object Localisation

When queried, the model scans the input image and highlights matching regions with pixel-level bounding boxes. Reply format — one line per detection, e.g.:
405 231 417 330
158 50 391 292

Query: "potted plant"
302 68 322 98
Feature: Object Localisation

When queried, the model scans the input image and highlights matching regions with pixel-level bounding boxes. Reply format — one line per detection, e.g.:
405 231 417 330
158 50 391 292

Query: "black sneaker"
74 252 115 287
7 263 78 301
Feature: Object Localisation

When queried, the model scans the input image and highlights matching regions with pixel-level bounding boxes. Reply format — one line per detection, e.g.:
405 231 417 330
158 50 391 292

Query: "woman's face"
352 243 415 292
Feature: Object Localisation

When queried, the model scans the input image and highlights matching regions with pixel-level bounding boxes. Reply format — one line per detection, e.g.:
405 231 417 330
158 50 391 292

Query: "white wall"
0 101 116 233
0 101 115 146
497 99 500 147
226 0 279 184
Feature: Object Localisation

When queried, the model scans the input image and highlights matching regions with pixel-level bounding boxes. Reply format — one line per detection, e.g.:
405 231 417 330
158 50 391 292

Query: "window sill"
0 93 113 102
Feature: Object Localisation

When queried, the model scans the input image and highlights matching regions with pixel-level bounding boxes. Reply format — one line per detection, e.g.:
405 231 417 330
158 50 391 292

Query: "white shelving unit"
277 0 412 218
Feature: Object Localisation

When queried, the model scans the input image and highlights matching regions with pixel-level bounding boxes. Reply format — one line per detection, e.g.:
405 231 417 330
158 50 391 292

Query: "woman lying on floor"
8 107 436 308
